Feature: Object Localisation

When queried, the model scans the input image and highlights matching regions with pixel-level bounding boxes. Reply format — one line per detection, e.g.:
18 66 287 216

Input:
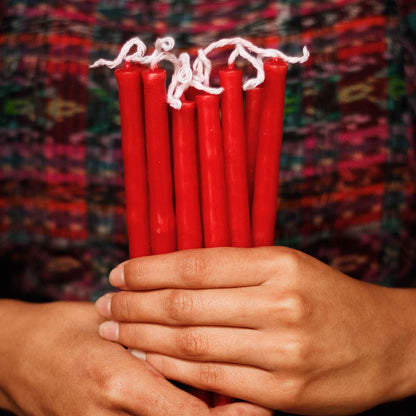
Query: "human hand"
96 247 416 415
0 300 271 416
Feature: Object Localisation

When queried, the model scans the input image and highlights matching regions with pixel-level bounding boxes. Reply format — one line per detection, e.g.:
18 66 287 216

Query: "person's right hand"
0 299 272 416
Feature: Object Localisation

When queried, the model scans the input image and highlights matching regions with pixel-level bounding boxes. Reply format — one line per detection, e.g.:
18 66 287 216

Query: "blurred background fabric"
1 0 415 296
1 0 416 414
2 0 415 302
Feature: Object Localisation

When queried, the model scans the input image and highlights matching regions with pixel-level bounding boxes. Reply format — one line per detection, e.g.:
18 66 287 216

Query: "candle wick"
89 37 147 69
91 36 310 107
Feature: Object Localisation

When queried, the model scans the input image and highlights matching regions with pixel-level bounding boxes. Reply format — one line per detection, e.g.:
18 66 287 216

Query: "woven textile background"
1 1 416 413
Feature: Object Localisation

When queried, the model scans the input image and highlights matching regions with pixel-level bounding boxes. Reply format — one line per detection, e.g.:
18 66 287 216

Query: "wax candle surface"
252 58 288 246
115 62 151 258
142 68 177 254
245 86 262 207
196 93 230 248
219 66 251 248
171 101 203 250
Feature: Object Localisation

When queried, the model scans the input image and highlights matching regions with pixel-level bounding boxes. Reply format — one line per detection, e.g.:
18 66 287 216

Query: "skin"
95 246 416 416
0 299 271 416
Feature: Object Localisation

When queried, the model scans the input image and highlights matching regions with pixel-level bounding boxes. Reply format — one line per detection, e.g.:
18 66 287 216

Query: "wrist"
0 299 33 414
379 287 416 402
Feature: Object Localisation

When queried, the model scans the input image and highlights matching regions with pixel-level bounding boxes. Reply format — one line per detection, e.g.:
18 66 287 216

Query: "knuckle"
177 327 209 358
285 377 307 409
269 291 309 325
283 251 301 273
282 293 309 323
198 364 223 390
123 259 142 287
180 252 208 284
273 247 302 275
268 292 310 326
112 292 134 321
166 290 194 322
271 375 306 411
284 338 308 365
101 372 128 405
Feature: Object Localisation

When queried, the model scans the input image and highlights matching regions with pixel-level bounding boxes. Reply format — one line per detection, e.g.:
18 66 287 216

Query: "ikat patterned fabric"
0 1 416 413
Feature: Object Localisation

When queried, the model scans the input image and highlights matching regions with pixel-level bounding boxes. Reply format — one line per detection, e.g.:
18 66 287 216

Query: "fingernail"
99 321 119 341
95 293 114 318
109 265 125 287
129 348 147 361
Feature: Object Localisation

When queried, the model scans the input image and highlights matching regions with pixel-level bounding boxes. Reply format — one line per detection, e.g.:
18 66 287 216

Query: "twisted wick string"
90 36 310 108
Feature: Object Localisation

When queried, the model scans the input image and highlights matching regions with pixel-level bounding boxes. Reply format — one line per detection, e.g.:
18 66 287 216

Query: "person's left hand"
95 247 416 415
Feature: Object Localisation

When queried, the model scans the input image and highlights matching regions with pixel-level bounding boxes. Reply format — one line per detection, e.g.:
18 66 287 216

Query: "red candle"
142 68 177 254
115 62 151 258
195 93 230 248
245 86 262 207
219 66 251 248
171 101 203 250
252 58 288 247
172 100 211 406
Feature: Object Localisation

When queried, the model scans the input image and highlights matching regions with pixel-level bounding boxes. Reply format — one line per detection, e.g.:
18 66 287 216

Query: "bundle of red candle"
92 37 309 407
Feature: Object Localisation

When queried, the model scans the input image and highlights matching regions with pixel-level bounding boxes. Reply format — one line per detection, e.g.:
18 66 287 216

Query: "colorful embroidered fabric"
0 1 416 413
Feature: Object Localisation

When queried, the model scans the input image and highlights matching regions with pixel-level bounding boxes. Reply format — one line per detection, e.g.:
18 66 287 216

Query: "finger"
97 287 267 328
211 402 273 416
110 247 275 290
145 353 280 410
100 323 274 370
119 352 211 416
